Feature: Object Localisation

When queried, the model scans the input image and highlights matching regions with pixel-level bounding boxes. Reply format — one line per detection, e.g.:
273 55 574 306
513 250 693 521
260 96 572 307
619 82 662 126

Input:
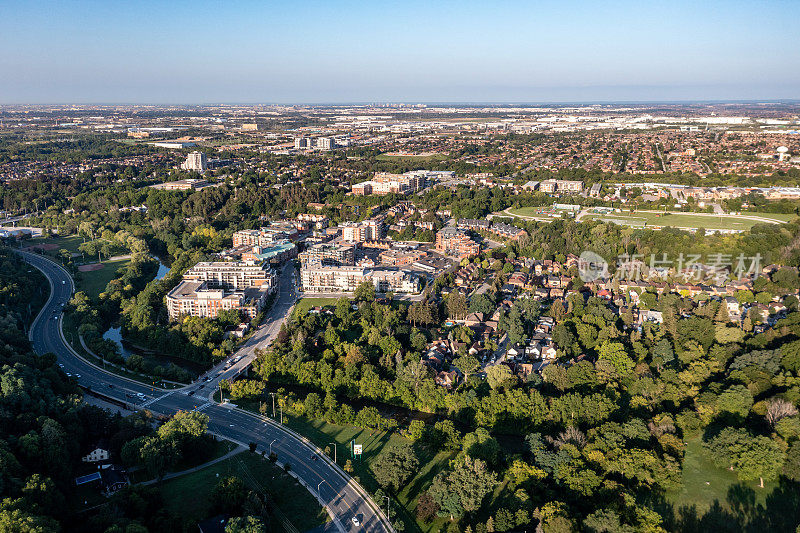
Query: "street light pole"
269 439 276 456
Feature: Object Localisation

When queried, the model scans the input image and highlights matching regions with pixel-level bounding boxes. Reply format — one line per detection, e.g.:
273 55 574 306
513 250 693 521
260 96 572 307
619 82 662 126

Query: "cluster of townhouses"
457 219 528 241
434 227 480 259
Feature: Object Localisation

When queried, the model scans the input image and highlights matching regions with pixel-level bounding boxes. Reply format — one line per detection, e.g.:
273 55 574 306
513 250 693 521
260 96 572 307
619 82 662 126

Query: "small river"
102 256 169 361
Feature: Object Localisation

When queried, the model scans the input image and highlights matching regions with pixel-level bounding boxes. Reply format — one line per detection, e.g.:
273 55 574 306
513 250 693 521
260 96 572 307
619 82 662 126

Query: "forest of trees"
247 259 800 531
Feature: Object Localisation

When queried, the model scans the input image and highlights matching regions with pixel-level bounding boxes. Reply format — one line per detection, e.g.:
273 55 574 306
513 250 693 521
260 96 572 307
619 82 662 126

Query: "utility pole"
270 392 276 417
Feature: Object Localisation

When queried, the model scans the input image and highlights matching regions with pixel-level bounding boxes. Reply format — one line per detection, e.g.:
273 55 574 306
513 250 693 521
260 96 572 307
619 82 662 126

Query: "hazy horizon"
2 0 798 104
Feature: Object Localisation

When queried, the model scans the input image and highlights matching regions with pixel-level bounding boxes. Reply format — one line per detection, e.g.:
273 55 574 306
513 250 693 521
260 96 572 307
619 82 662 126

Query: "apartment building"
297 213 329 229
299 242 355 269
182 261 273 290
231 224 300 247
351 170 438 196
316 137 335 150
301 265 420 293
149 178 212 191
341 219 384 243
540 179 584 194
379 248 428 266
166 281 266 320
241 241 297 264
180 151 207 172
166 260 274 320
435 227 480 259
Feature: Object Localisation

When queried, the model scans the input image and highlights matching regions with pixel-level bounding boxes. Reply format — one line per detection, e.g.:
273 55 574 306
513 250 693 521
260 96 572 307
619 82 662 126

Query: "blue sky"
1 0 798 103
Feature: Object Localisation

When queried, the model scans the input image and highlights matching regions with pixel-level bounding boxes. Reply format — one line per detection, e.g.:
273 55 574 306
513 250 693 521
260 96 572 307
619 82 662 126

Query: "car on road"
351 517 360 527
188 390 196 396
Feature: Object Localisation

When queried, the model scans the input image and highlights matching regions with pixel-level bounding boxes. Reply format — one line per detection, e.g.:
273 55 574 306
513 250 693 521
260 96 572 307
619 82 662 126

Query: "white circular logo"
578 251 608 282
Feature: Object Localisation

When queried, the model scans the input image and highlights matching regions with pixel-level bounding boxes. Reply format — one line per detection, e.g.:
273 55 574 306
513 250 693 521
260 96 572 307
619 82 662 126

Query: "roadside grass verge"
158 449 329 531
227 404 455 533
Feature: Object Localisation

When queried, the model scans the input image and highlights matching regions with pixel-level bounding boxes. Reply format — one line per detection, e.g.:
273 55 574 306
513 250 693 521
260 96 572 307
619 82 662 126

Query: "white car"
351 517 360 527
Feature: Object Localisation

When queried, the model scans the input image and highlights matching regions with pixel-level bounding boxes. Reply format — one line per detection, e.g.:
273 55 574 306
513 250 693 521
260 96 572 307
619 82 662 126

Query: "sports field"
505 207 560 220
583 210 789 230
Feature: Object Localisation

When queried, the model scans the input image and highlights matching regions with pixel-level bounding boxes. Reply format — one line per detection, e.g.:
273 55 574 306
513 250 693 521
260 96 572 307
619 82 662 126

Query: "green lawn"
585 211 787 231
129 439 237 484
739 211 798 223
667 436 777 515
75 257 131 298
28 234 85 254
158 450 329 531
292 297 340 319
506 207 560 219
283 414 455 533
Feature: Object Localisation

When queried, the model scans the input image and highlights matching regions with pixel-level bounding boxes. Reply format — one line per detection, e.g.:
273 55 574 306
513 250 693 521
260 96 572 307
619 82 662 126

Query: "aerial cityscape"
1 1 800 533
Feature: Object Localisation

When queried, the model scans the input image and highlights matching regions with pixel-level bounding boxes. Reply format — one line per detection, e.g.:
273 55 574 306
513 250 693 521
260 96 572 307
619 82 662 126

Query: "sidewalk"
139 444 247 486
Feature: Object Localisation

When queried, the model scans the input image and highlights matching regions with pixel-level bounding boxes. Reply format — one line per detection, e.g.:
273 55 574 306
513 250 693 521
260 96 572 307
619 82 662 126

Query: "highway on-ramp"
18 250 391 533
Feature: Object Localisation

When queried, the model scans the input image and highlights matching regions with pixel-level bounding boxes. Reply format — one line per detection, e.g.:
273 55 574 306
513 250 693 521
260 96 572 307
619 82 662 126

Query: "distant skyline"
1 0 799 104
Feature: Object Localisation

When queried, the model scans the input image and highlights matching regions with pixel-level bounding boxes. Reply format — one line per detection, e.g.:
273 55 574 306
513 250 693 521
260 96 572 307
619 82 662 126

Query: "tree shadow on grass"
671 479 800 533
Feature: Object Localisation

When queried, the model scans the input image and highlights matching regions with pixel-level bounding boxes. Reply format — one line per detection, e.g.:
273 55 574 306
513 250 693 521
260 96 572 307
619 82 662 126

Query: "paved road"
19 250 391 533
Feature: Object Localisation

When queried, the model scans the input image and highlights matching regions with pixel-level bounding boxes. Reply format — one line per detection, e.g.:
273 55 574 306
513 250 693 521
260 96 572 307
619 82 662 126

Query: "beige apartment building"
165 260 274 320
166 281 265 320
182 261 273 290
300 265 420 293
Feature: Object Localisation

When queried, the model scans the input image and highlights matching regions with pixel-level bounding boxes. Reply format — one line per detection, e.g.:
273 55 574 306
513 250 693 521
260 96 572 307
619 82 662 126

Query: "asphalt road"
19 250 390 533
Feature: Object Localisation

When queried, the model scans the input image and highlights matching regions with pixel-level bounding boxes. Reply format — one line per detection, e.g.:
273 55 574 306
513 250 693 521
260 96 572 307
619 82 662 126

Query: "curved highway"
19 250 391 533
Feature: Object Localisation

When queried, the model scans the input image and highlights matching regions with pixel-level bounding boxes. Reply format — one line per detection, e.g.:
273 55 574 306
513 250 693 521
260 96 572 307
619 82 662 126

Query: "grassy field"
292 297 340 318
25 235 130 298
585 211 787 230
739 211 798 223
129 440 237 484
506 207 560 219
28 234 85 254
283 414 454 532
159 449 329 531
75 257 131 298
667 436 777 516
